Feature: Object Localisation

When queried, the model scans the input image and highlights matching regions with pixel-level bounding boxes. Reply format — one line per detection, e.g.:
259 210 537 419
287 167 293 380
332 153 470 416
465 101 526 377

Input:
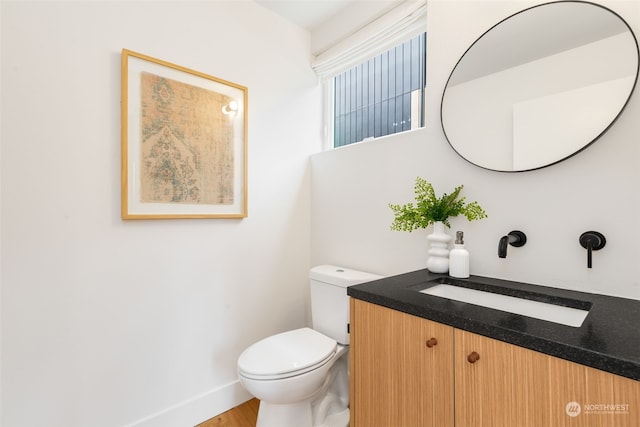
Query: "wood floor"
196 399 259 427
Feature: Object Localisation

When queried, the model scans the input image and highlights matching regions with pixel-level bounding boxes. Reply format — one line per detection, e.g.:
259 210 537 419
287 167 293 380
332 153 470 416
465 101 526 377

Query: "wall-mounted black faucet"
498 231 527 258
579 231 606 268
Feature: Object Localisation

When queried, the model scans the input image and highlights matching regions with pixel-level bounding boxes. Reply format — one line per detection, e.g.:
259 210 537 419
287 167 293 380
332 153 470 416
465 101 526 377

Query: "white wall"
1 1 322 426
311 0 640 300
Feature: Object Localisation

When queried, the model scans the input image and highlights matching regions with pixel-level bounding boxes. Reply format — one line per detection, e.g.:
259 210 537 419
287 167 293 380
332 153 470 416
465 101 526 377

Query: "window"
333 33 426 148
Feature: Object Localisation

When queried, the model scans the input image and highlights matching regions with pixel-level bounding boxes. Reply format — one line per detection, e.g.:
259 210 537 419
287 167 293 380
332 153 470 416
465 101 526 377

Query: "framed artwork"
121 49 248 219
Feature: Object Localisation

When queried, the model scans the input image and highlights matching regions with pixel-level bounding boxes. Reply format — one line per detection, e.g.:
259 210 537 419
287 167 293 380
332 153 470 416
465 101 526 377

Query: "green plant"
389 177 487 231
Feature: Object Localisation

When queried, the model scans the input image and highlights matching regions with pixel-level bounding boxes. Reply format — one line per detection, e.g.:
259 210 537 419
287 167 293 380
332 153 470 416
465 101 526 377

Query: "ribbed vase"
426 221 452 273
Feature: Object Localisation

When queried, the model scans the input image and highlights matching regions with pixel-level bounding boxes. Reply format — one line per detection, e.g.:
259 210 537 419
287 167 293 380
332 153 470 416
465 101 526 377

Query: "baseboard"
123 380 253 427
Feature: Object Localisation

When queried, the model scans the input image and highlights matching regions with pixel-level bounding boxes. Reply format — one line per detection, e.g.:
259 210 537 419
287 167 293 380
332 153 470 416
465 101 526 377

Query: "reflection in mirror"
441 1 639 172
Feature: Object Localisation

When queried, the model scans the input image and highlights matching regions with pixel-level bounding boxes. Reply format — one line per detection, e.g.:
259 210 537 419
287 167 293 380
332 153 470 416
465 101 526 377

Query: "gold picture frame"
121 49 248 219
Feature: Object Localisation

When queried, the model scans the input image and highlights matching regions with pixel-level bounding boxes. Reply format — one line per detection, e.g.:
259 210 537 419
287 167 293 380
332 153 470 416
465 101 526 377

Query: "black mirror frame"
440 0 640 173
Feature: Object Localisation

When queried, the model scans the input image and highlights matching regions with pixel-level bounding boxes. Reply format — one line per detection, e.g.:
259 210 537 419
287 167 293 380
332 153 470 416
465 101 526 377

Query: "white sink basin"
421 284 589 327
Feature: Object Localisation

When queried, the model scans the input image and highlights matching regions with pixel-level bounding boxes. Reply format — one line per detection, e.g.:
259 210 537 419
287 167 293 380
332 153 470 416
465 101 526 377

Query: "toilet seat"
238 328 337 380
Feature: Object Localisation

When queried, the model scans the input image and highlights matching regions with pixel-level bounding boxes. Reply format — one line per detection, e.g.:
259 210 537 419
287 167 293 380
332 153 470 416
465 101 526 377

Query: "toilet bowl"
238 328 349 427
237 265 382 427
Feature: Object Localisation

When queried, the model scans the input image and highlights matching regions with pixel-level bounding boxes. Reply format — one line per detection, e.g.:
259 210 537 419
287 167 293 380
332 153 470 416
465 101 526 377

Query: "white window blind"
311 0 427 80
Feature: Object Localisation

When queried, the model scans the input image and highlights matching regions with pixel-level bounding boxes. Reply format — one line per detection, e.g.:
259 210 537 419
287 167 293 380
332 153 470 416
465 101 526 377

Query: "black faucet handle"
579 231 606 268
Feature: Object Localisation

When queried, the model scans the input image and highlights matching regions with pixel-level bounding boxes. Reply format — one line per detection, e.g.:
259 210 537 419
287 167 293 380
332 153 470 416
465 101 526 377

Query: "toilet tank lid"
310 265 383 288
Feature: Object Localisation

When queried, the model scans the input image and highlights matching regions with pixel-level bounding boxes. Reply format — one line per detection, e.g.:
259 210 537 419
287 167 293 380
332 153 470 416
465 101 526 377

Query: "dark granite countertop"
347 269 640 381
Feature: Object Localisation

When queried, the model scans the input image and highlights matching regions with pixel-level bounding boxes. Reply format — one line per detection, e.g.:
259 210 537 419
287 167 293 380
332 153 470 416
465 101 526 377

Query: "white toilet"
237 265 382 427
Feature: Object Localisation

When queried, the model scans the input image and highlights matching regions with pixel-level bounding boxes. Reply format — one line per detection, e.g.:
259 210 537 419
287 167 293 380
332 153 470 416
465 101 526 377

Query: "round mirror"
441 1 639 172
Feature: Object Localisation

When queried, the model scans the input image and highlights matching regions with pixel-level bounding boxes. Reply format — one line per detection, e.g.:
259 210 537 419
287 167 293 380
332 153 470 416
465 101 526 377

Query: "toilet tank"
310 265 383 345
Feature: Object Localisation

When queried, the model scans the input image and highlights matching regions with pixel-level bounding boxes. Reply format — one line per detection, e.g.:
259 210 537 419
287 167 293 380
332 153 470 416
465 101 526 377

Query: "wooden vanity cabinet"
349 298 454 427
350 299 640 427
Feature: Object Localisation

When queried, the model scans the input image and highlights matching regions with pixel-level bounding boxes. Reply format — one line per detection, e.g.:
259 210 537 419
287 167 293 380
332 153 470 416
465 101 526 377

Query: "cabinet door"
455 329 640 427
455 328 552 426
350 299 454 427
546 352 640 426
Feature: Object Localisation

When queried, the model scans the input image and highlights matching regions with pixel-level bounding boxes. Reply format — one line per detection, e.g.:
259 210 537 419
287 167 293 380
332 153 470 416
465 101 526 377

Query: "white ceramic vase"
426 221 452 273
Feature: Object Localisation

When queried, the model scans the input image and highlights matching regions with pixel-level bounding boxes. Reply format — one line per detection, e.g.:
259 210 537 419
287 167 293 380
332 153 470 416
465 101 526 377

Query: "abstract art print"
121 49 247 219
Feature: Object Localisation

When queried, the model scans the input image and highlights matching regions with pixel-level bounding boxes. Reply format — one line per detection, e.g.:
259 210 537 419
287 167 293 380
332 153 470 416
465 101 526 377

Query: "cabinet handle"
426 338 438 348
467 351 480 363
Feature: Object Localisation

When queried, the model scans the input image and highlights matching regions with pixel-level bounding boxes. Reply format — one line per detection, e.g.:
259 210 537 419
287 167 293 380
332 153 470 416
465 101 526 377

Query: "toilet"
237 265 382 427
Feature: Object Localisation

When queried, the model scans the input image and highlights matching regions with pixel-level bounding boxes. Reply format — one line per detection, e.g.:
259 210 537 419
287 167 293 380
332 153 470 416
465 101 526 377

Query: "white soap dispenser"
449 231 470 278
